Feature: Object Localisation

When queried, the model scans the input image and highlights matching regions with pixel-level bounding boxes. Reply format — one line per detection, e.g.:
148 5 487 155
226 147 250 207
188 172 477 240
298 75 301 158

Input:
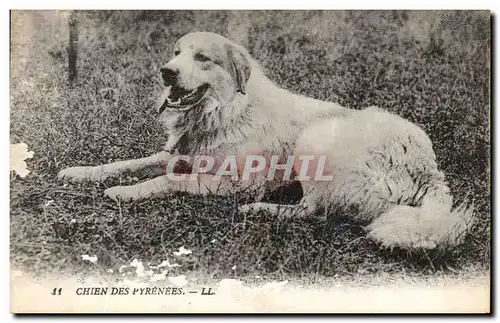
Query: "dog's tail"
366 183 475 249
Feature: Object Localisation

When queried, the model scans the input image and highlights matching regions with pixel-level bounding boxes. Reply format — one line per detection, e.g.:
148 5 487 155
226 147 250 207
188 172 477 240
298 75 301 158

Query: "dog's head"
157 32 251 114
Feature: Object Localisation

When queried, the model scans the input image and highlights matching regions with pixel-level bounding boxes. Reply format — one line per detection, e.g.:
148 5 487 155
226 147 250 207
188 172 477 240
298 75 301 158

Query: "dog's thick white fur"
58 32 474 250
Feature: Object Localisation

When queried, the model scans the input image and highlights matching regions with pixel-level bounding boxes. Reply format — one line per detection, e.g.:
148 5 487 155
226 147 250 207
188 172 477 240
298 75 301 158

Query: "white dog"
58 32 474 250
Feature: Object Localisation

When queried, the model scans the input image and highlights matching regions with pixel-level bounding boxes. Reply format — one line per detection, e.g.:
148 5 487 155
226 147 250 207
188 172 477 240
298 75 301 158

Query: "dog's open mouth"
159 84 209 113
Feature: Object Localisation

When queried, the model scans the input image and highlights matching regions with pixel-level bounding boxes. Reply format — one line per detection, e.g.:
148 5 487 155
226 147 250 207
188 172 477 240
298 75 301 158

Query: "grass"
10 10 490 281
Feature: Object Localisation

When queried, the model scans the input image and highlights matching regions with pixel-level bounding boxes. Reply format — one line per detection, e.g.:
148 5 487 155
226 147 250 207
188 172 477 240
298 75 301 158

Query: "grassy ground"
10 10 490 280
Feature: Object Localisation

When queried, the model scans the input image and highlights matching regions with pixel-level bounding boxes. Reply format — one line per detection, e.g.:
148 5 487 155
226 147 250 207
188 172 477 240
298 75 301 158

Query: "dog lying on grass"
58 32 474 250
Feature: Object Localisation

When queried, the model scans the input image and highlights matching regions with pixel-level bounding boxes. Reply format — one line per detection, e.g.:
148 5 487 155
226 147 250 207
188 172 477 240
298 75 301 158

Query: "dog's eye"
174 50 180 56
195 53 211 62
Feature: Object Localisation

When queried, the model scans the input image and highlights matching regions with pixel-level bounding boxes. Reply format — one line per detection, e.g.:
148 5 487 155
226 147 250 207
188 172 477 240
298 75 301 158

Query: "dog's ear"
227 44 251 94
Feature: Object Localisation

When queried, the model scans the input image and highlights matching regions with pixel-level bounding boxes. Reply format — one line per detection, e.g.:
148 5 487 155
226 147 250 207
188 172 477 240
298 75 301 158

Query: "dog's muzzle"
158 84 210 114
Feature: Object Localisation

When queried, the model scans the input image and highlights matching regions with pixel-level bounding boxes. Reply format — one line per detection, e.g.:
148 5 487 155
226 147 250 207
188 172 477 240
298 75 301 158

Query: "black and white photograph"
9 9 491 313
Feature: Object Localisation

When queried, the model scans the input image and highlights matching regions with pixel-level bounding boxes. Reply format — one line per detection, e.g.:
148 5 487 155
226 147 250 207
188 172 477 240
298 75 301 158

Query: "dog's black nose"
160 66 179 85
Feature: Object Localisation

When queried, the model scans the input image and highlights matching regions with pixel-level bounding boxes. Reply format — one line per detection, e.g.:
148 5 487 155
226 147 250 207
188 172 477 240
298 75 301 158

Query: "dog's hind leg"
103 173 237 201
239 180 324 218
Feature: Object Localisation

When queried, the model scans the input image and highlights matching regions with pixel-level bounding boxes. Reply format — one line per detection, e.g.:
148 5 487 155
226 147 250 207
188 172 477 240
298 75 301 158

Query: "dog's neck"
163 92 256 155
245 60 351 125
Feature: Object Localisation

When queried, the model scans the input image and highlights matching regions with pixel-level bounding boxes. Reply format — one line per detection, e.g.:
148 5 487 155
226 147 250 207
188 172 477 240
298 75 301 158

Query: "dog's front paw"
104 186 138 202
58 166 96 182
58 166 112 182
411 240 438 250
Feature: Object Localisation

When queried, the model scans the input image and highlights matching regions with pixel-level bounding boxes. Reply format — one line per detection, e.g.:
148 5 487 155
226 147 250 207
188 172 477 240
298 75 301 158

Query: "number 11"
51 288 62 295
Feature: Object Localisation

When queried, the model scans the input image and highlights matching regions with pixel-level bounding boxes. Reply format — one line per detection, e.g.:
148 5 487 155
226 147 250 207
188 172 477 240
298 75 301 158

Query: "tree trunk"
68 11 78 85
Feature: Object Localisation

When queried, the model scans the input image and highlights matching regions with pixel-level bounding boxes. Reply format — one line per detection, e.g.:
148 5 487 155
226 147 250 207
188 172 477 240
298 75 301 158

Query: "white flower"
81 255 98 263
158 260 181 268
173 246 192 256
70 219 76 223
231 265 237 271
150 273 166 282
10 143 34 178
168 275 187 287
106 269 114 273
130 259 146 277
